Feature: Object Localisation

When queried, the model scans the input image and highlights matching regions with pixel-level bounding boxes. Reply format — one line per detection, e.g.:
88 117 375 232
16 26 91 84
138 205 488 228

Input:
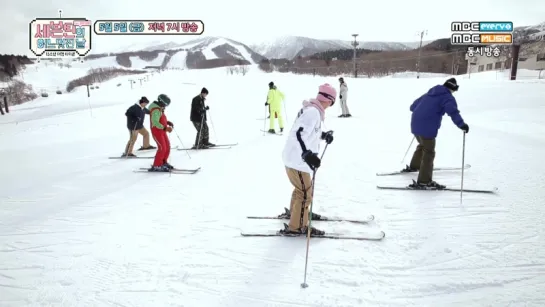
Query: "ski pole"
196 115 205 149
208 109 218 143
401 136 415 164
263 104 267 135
460 132 466 204
283 100 288 123
301 142 330 289
173 128 191 159
87 96 93 117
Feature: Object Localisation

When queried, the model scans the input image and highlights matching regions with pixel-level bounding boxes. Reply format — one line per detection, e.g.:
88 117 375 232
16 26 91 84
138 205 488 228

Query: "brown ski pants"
409 136 436 183
285 167 313 231
124 128 150 155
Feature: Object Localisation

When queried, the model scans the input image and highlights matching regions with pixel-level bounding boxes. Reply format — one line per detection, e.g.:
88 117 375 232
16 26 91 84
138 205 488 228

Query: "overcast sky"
1 0 544 55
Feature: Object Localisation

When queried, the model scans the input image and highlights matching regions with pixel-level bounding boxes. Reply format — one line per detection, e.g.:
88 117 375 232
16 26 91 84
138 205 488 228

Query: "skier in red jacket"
148 94 175 172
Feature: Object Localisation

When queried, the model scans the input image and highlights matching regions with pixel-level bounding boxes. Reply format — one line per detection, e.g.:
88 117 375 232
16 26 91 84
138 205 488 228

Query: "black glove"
460 123 469 133
205 106 210 110
302 150 321 170
339 95 342 99
167 121 173 127
265 102 269 106
321 130 334 144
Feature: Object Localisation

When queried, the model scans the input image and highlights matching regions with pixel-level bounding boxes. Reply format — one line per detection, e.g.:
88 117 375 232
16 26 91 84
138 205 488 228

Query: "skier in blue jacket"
405 78 469 189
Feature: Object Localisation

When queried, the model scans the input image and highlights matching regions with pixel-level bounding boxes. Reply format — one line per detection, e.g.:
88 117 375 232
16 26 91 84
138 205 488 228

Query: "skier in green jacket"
265 82 285 134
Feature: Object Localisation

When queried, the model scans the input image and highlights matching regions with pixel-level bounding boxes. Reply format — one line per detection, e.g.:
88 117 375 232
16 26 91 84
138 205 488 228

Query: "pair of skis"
261 130 283 136
177 143 238 151
377 184 498 194
242 208 385 241
376 164 498 194
109 156 154 159
108 146 179 159
133 167 201 174
123 143 237 174
376 164 471 176
130 143 237 174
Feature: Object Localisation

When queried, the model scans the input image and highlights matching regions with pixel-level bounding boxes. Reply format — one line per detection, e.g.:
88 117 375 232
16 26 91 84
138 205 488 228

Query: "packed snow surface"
0 67 544 306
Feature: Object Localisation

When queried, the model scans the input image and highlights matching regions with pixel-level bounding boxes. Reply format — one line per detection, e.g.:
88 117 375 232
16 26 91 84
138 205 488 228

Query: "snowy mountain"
69 36 265 71
520 21 545 32
251 36 431 60
114 36 264 65
513 22 545 42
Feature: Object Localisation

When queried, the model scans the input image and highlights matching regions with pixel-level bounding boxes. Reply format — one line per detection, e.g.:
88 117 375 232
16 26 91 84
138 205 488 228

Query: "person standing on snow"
122 96 156 157
280 83 336 236
190 87 214 149
404 78 469 189
338 77 352 117
148 94 175 172
265 82 285 134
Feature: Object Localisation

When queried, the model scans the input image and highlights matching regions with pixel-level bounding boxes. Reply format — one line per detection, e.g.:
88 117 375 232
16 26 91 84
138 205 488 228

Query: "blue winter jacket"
410 85 465 138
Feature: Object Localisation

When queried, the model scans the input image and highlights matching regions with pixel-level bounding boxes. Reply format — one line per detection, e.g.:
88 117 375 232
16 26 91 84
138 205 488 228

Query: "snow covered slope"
165 50 188 69
0 67 544 306
19 57 153 94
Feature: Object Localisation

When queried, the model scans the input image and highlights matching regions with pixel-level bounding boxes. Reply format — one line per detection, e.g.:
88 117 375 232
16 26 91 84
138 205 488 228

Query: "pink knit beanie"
316 83 337 105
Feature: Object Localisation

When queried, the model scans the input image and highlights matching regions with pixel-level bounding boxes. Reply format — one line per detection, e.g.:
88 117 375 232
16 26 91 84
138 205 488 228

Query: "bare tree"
240 65 248 76
66 67 146 92
4 80 37 105
226 66 237 75
495 45 511 70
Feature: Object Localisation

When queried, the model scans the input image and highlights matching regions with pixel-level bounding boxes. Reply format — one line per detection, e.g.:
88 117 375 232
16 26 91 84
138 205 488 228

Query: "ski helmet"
157 94 171 107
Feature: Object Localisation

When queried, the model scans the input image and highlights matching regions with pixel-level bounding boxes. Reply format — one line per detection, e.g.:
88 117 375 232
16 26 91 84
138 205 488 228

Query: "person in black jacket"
122 96 155 157
190 87 215 149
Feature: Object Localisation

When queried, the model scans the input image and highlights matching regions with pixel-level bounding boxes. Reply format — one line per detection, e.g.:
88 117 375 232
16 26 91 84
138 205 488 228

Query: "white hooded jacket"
339 82 348 100
282 101 323 174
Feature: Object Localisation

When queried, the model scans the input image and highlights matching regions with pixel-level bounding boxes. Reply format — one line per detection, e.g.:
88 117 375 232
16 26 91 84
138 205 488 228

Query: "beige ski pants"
285 167 313 231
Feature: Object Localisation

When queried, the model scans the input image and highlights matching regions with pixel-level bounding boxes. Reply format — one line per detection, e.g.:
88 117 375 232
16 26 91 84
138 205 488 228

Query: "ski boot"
400 165 418 173
338 114 346 118
148 165 171 172
345 114 352 118
162 161 174 170
280 128 284 133
279 223 325 236
138 145 157 151
408 179 446 190
192 144 210 149
121 153 136 158
204 142 216 147
277 207 291 219
267 129 276 134
278 207 322 220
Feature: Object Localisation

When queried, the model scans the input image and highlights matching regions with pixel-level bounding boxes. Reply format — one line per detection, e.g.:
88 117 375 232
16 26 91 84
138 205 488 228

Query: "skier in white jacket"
280 83 336 236
338 77 352 117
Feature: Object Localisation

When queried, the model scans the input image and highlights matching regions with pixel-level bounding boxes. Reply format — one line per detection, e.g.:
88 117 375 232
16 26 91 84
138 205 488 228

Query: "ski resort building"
468 41 545 75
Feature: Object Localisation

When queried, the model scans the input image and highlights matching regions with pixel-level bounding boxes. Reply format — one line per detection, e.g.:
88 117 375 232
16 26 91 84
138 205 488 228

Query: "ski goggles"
318 91 336 106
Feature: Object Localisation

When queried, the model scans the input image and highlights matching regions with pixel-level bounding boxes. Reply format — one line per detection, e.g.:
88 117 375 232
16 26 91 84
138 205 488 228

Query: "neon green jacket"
148 102 165 129
267 88 285 110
